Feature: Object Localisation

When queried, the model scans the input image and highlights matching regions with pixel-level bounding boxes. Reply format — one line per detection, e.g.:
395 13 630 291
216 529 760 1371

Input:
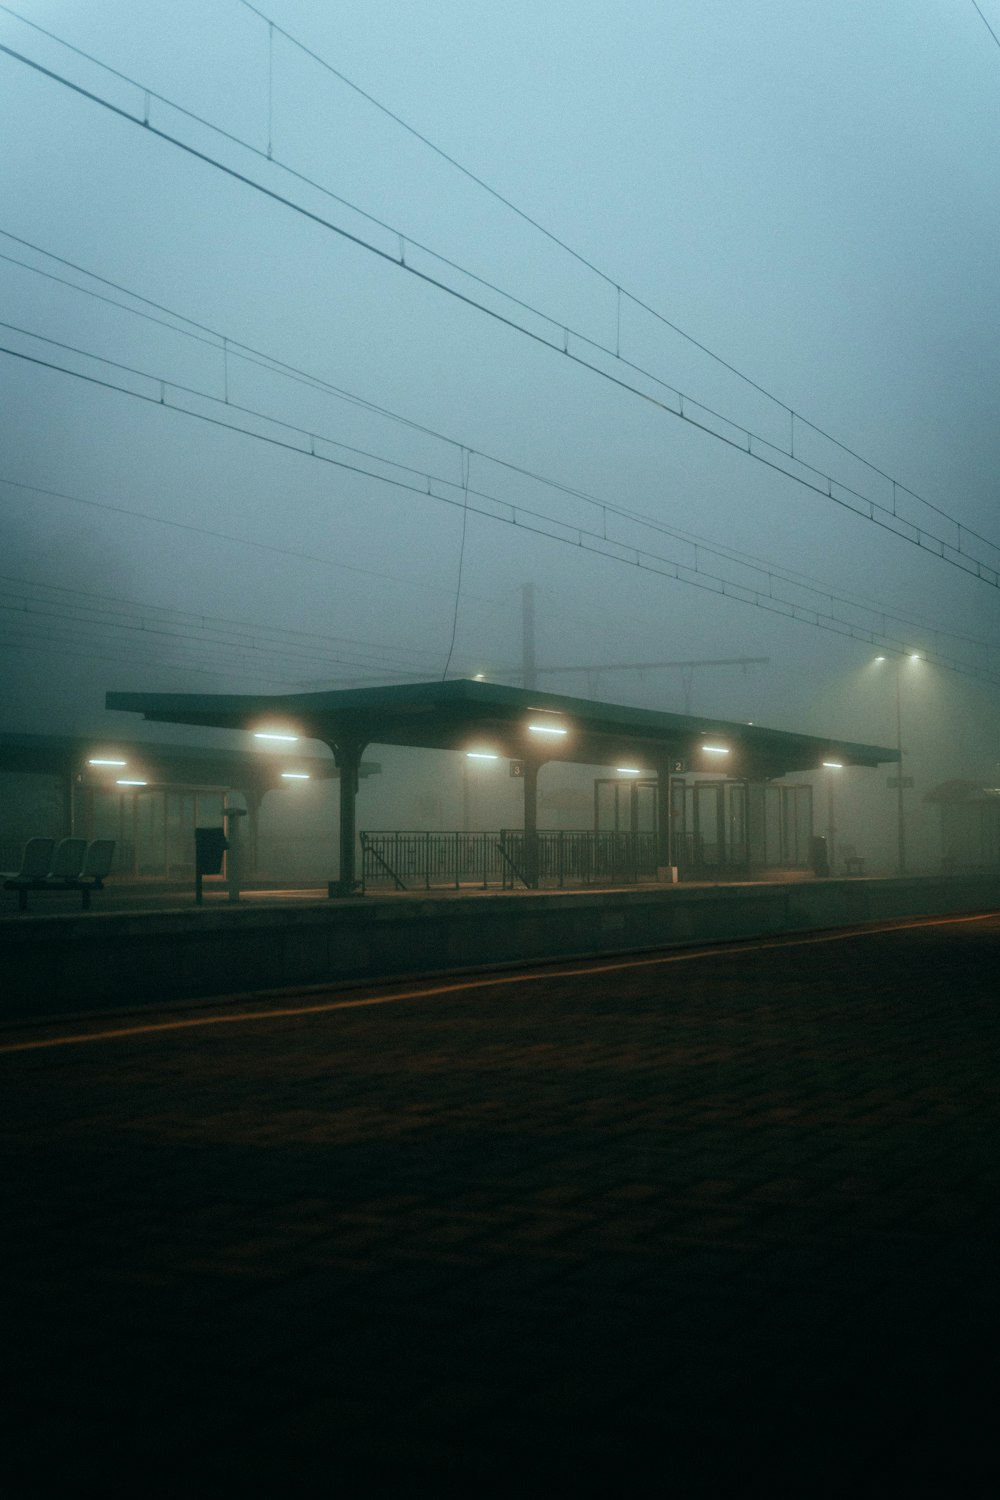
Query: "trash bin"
810 834 829 877
194 826 228 903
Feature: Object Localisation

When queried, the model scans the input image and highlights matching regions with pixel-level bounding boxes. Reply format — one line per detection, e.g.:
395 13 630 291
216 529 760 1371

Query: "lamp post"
822 761 842 874
894 662 906 876
875 654 914 876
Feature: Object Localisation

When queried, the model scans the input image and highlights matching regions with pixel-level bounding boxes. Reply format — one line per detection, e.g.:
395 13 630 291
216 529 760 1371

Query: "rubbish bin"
810 834 829 877
194 826 228 903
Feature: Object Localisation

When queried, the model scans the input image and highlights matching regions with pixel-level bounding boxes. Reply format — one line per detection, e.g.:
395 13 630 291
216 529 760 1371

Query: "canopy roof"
107 678 898 780
0 730 380 788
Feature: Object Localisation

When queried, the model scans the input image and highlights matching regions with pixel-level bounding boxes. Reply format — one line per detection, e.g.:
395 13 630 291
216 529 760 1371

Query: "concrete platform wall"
5 875 1000 1019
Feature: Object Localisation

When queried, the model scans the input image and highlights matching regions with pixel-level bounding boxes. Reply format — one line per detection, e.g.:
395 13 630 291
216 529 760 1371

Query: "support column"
523 759 540 889
243 787 263 881
655 757 674 877
329 738 367 897
64 760 76 838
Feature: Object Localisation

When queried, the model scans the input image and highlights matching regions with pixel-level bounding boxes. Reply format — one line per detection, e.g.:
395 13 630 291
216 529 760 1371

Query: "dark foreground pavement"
2 914 999 1496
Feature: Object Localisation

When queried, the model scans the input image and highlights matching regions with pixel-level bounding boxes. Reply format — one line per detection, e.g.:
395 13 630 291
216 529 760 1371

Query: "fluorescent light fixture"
875 655 886 661
473 673 485 681
616 767 643 775
116 778 147 786
702 744 729 755
528 723 568 736
466 751 499 761
822 761 844 769
910 653 921 661
254 731 299 743
88 757 127 767
281 772 310 780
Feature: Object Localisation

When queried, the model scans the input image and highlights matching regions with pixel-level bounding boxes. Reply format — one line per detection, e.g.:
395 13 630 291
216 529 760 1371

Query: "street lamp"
822 761 843 874
874 654 915 875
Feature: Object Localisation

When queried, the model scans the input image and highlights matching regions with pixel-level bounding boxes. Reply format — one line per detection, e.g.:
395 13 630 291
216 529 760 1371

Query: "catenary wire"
5 305 999 668
971 1 1000 52
8 228 998 658
0 572 488 676
5 338 1000 692
4 235 999 664
0 32 997 585
232 0 957 535
0 474 498 608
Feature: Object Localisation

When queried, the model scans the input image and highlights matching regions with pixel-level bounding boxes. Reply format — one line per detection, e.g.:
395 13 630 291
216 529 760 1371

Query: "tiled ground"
2 915 999 1495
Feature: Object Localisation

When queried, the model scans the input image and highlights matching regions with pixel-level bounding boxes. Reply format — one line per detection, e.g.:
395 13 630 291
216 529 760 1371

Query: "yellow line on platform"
2 909 997 1057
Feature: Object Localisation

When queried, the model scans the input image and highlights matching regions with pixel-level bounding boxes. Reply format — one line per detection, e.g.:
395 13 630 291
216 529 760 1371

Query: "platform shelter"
107 679 899 894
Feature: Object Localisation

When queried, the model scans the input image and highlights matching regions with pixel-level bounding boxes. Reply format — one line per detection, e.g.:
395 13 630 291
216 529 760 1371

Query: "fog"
3 0 1000 871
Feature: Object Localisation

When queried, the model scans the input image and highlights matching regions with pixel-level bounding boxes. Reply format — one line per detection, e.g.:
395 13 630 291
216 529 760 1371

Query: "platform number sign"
671 759 685 774
509 759 525 778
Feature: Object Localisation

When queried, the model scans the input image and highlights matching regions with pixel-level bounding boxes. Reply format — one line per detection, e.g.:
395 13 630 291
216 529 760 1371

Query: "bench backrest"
81 839 116 880
49 838 88 880
17 838 56 880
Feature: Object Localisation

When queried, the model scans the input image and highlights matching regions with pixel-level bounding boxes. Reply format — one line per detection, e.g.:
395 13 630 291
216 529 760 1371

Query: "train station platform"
4 870 1000 1020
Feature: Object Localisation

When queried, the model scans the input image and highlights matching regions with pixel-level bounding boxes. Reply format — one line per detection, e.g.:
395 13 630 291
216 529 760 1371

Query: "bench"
3 838 116 911
844 854 866 876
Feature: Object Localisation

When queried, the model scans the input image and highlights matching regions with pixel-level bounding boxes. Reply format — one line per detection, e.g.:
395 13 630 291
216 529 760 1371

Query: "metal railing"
360 830 659 891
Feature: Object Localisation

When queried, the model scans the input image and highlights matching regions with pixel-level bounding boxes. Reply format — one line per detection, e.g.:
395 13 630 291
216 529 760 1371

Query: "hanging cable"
441 448 471 680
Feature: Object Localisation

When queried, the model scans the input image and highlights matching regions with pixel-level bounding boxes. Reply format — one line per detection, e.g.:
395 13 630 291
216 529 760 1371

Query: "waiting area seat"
3 837 116 911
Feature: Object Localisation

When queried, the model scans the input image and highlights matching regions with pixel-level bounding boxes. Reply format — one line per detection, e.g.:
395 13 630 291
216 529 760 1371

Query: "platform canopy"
106 678 899 893
107 677 896 776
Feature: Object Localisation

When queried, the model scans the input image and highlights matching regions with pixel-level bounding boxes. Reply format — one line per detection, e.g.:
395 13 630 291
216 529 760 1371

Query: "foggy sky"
2 0 1000 825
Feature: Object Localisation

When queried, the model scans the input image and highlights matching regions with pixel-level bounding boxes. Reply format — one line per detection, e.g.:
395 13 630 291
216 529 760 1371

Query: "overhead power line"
0 574 493 686
971 1 1000 52
4 233 1000 665
0 572 469 673
231 0 921 509
5 333 1000 693
1 27 998 588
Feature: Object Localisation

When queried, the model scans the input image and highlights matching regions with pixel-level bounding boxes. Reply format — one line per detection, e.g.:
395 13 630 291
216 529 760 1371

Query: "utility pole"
521 582 537 689
895 660 906 876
